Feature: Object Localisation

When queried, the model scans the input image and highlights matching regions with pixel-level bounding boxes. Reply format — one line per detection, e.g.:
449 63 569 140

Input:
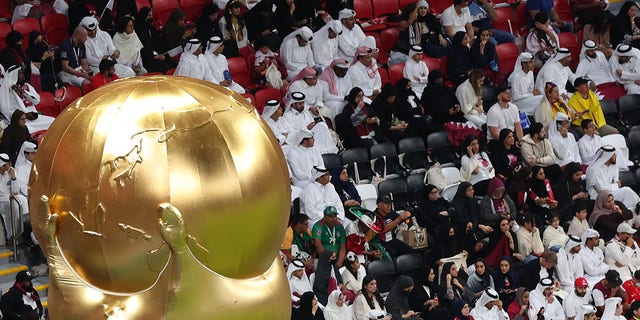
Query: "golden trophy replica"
29 76 292 319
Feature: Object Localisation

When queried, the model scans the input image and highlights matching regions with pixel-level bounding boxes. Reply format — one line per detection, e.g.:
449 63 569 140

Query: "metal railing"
9 196 24 262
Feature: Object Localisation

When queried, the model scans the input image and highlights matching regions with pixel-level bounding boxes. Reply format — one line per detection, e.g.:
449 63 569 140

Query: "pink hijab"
318 58 348 95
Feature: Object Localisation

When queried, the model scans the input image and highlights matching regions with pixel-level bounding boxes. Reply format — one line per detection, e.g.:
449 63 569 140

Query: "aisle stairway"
0 246 48 308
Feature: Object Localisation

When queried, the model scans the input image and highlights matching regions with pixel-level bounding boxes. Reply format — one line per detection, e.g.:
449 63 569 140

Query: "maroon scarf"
14 282 39 302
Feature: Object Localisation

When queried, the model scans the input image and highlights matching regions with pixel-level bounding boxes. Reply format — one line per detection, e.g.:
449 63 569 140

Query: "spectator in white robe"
318 58 352 118
112 16 146 75
0 153 21 245
288 67 329 118
601 297 625 320
80 16 136 78
174 39 214 81
528 278 566 320
203 36 245 94
287 129 324 188
574 305 597 320
348 46 382 103
576 40 616 87
53 0 68 15
604 223 640 282
0 66 54 132
556 236 585 292
578 119 603 165
403 45 429 98
469 288 509 320
280 27 316 81
585 146 640 210
543 214 569 250
13 141 34 217
562 277 592 320
287 260 312 304
455 69 487 128
509 52 544 116
282 92 338 155
579 229 609 287
610 44 640 94
262 99 291 154
535 48 577 100
300 166 345 226
548 112 582 166
312 20 343 69
337 9 375 59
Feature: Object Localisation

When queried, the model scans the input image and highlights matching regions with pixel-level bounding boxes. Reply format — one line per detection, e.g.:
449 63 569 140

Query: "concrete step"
0 247 14 265
0 262 27 283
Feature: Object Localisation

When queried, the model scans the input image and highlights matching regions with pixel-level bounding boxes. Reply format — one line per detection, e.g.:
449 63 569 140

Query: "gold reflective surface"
29 76 292 319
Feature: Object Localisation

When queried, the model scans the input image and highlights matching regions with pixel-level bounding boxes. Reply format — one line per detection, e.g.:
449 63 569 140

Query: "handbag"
265 62 283 89
397 217 428 249
426 162 446 190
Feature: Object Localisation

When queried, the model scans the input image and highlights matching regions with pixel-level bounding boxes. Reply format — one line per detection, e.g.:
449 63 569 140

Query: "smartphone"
314 117 323 123
223 70 232 81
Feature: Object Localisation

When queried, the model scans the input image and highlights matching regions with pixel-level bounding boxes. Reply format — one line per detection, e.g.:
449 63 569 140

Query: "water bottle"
490 59 499 72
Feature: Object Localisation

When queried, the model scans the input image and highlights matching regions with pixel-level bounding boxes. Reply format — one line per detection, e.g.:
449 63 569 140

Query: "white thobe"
84 31 135 77
510 69 545 116
455 80 487 127
579 245 608 287
338 25 367 59
536 61 577 97
403 59 429 98
300 181 345 226
551 134 582 166
282 108 338 154
555 248 584 291
469 305 509 320
312 37 339 68
320 75 352 118
0 171 21 239
578 134 602 165
281 40 315 81
286 145 323 188
53 0 68 15
563 290 592 320
567 217 590 238
203 52 245 94
604 237 640 281
575 51 616 86
610 55 640 94
347 61 382 97
263 116 292 157
174 53 214 81
288 80 327 114
586 163 640 209
529 295 565 320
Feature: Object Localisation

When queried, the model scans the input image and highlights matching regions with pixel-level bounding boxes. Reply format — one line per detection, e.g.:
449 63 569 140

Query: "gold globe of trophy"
28 76 292 319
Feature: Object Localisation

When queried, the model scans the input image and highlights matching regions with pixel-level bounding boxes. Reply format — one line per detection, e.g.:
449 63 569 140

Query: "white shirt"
536 61 577 96
84 30 117 68
563 290 592 319
288 80 326 110
203 51 245 94
578 134 602 165
174 53 214 81
555 247 584 291
604 237 640 281
286 144 323 188
281 39 315 78
511 69 536 101
543 225 569 250
610 55 640 86
586 162 619 199
263 116 290 146
567 217 590 238
348 61 382 97
456 80 481 116
516 227 545 256
312 36 340 68
403 58 429 98
579 244 608 286
338 24 367 59
300 181 345 226
576 51 616 85
551 132 582 167
441 5 472 35
320 74 353 103
470 305 509 320
486 102 520 141
461 152 494 185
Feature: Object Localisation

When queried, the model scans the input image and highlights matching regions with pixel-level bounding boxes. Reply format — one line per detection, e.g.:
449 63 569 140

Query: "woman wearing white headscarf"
174 39 214 81
528 278 565 320
112 16 146 75
509 52 544 116
280 27 316 81
469 288 509 320
203 36 245 94
287 260 312 304
601 297 625 320
585 146 640 210
312 21 343 68
403 45 429 98
324 290 351 320
547 112 582 166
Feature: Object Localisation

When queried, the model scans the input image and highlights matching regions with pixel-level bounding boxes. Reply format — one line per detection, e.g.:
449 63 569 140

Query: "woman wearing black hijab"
313 250 343 306
385 275 424 319
438 262 468 308
420 70 465 126
408 265 452 319
371 83 407 143
330 166 361 216
447 31 472 86
26 31 58 92
0 110 34 165
554 161 591 222
245 0 282 48
292 292 325 320
395 78 438 138
335 87 382 148
274 0 300 38
489 128 522 181
136 7 177 74
611 1 640 48
195 3 222 43
0 31 31 81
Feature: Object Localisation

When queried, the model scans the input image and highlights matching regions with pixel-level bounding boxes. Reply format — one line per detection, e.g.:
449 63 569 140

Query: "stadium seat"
240 93 255 106
255 88 283 114
553 0 573 22
619 94 640 127
136 0 151 11
11 18 40 49
514 3 528 35
227 57 253 89
166 67 176 75
322 153 342 171
0 0 10 21
370 142 402 178
557 32 579 70
388 63 405 85
41 13 69 47
496 42 519 76
427 0 452 15
493 6 516 33
373 0 399 17
398 137 428 173
35 91 58 117
355 184 378 210
377 177 408 211
0 22 10 50
379 67 390 86
367 260 397 293
396 253 426 279
380 27 400 65
629 130 640 164
482 85 498 112
427 131 458 166
600 99 622 131
152 0 181 28
341 148 373 184
423 56 440 71
56 86 83 112
180 0 206 23
353 0 374 20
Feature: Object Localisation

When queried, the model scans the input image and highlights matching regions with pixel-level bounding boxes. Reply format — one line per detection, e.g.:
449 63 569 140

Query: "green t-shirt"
312 222 346 254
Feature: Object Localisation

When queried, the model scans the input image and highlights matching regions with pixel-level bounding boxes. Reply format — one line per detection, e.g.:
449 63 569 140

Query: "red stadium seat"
11 18 40 49
0 0 10 20
255 88 284 114
493 7 516 34
354 0 374 20
515 3 528 34
227 56 253 89
553 0 573 22
166 67 176 75
56 86 83 112
181 0 206 22
379 67 389 86
152 0 180 28
136 0 151 11
374 0 399 17
35 91 58 117
557 32 579 70
427 0 451 15
422 56 440 71
241 93 256 107
388 63 405 85
40 13 69 47
495 42 519 75
0 22 10 50
379 27 400 65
